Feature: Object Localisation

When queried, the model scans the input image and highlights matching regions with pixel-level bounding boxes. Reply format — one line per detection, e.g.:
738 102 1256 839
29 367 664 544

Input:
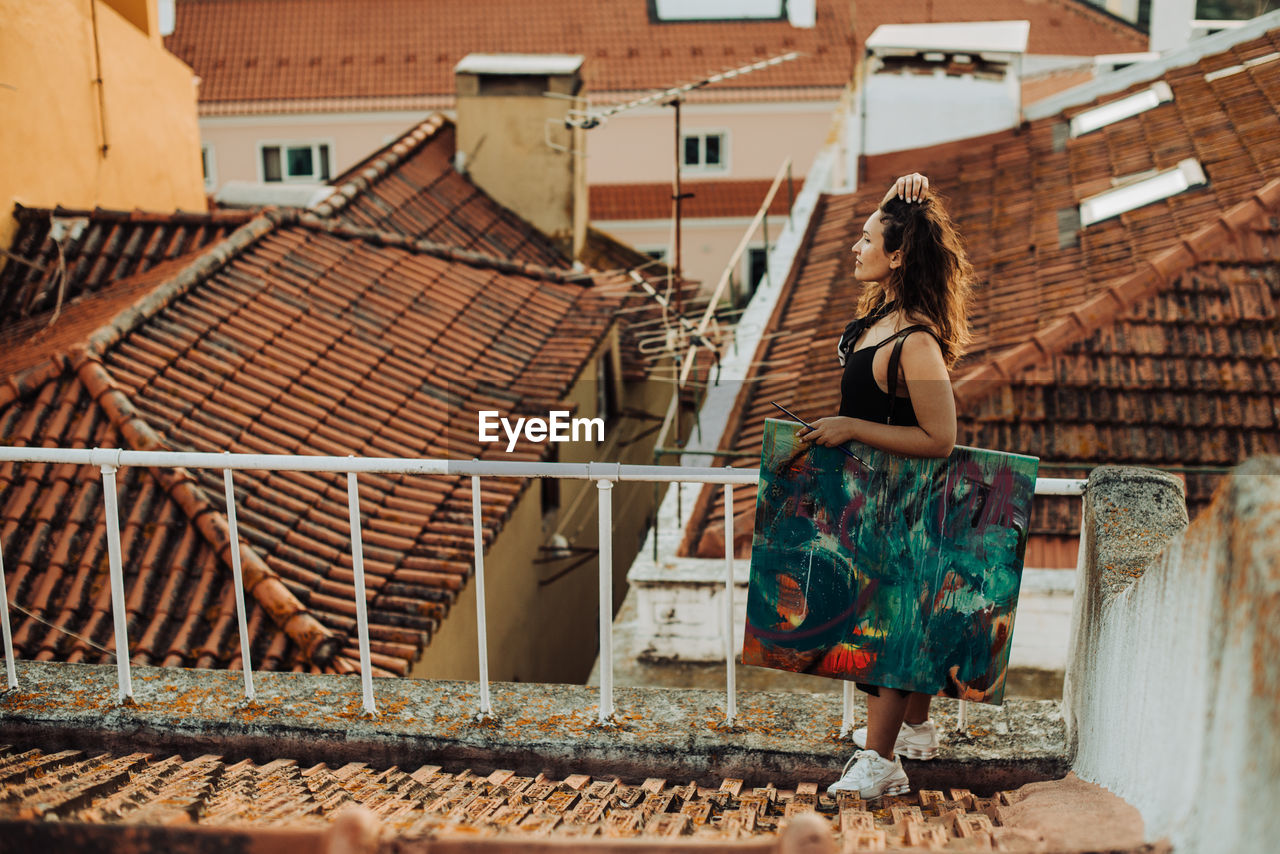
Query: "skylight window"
1068 82 1173 137
1078 159 1206 227
1203 51 1280 83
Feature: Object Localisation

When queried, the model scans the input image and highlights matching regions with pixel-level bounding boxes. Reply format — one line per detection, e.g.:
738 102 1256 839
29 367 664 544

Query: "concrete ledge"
1066 458 1280 854
1 661 1065 793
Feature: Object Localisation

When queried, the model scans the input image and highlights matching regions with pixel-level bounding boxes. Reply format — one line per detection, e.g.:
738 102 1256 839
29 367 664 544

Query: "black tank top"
836 308 939 427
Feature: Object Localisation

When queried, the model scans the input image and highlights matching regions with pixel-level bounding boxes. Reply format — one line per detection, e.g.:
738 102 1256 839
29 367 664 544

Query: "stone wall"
1066 459 1280 854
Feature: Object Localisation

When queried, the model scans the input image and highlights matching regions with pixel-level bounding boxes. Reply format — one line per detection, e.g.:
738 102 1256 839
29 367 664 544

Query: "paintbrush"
770 401 873 470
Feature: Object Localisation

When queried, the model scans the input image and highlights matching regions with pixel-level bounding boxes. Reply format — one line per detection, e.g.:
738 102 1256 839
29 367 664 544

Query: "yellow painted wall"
0 0 206 253
412 331 679 685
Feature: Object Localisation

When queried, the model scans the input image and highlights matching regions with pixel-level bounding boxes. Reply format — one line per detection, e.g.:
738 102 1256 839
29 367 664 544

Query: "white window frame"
1079 158 1206 227
200 142 217 193
743 244 770 298
1068 82 1173 138
256 139 336 183
680 129 729 175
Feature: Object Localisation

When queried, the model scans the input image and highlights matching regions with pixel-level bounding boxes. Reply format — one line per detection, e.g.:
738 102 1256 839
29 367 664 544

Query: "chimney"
860 21 1029 156
454 53 587 259
1148 0 1195 53
787 0 816 28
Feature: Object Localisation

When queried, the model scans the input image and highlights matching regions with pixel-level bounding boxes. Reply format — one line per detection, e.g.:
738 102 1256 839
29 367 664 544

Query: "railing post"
597 478 615 723
100 463 133 703
471 473 492 718
723 479 736 725
842 680 856 738
0 537 16 690
346 470 376 716
222 466 256 701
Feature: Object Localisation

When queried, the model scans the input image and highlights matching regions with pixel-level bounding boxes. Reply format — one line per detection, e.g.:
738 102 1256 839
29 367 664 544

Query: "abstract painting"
742 418 1039 705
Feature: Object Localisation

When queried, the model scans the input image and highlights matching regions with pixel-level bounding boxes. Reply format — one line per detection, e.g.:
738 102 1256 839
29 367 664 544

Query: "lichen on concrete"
1 660 1065 793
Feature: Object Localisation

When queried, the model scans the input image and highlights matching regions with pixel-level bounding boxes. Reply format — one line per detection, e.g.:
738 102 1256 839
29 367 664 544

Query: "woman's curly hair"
856 191 974 368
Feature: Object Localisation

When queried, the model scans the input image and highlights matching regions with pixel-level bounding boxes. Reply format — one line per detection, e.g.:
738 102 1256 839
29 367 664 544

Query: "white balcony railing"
0 447 1085 730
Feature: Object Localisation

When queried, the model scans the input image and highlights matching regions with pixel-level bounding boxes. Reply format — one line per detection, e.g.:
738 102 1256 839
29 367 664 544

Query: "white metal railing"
0 446 1084 730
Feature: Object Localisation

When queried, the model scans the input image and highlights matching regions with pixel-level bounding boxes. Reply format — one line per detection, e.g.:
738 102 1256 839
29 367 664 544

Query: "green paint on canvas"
742 418 1039 705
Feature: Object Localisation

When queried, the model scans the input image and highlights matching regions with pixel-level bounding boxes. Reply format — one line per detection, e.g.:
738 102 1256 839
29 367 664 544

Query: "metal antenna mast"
560 51 802 314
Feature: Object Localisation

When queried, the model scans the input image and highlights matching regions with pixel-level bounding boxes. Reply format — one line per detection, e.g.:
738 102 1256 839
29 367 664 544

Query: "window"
259 142 332 183
200 143 216 192
681 131 727 173
1068 82 1173 137
1078 159 1207 227
597 350 618 428
744 246 770 299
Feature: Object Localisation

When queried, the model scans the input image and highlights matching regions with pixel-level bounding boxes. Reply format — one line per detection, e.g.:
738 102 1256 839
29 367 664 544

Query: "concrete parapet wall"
1066 459 1280 854
0 660 1065 794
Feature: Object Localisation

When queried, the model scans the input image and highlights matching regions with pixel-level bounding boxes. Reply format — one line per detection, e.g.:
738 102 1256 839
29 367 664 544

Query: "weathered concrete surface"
1065 459 1280 854
0 660 1065 793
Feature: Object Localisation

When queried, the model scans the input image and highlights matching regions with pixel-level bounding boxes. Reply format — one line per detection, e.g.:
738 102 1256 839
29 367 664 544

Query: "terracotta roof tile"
0 129 630 675
0 742 1036 844
591 179 794 221
0 207 249 325
166 0 1142 110
681 27 1280 563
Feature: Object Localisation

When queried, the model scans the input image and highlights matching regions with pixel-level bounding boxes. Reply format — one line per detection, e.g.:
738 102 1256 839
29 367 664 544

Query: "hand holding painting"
769 401 873 470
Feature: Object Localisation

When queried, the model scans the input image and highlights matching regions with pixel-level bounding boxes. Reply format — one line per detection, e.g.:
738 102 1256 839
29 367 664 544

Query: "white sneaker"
826 749 910 798
851 719 939 760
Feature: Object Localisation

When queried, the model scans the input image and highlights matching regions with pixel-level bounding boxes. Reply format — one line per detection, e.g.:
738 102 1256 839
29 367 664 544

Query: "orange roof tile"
0 124 633 675
165 0 1143 110
591 179 793 221
680 27 1280 558
0 742 1035 843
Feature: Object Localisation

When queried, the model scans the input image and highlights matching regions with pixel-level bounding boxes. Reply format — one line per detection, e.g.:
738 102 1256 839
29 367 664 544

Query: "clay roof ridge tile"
294 214 598 285
81 211 287 360
71 353 341 667
312 115 448 218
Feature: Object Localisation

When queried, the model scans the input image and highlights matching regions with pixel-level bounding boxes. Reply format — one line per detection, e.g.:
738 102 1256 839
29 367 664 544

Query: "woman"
797 172 974 799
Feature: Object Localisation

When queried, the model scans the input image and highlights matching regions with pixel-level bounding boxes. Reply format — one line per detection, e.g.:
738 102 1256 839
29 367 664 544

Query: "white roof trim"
1025 8 1280 121
1069 81 1173 137
865 21 1030 55
1203 50 1280 82
454 54 584 76
1079 159 1207 227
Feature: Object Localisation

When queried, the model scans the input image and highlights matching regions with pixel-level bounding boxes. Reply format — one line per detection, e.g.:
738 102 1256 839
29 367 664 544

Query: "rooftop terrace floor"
0 661 1150 852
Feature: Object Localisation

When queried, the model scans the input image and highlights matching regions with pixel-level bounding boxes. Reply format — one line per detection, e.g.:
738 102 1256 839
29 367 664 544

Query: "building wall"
199 113 433 190
592 218 783 302
862 71 1022 156
412 332 678 684
0 0 206 253
584 101 837 185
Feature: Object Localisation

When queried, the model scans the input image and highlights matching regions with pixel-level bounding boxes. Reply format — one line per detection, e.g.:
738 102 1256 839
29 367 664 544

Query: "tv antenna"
551 51 801 315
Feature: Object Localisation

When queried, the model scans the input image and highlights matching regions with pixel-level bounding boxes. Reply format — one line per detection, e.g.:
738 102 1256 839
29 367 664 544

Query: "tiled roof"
0 120 632 675
591 180 793 222
680 28 1280 561
166 0 1142 111
0 743 1030 845
0 207 250 324
316 116 568 267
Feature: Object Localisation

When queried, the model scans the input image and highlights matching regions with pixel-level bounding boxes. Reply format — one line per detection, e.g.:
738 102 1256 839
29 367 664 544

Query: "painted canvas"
742 418 1039 705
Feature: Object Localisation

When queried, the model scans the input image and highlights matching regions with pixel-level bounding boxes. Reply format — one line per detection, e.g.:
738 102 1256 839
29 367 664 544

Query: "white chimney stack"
1149 0 1196 53
788 0 816 28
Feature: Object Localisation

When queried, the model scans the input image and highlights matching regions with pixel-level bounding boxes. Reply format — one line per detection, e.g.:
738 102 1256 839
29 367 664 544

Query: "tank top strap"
871 324 938 350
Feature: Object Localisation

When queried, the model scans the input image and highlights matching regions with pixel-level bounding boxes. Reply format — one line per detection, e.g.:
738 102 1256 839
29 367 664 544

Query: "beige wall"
196 101 837 200
200 114 433 191
0 0 206 252
594 218 782 303
585 102 836 185
412 331 678 685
